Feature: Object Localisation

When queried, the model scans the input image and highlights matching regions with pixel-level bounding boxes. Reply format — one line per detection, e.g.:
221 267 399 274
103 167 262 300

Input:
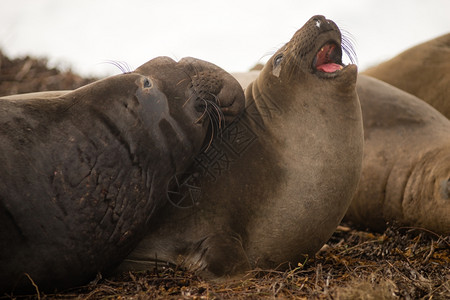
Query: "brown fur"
235 72 450 235
363 33 450 119
345 75 450 234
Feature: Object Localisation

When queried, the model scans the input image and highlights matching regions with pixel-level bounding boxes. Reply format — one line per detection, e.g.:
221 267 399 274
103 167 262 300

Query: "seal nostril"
315 20 321 28
311 15 334 33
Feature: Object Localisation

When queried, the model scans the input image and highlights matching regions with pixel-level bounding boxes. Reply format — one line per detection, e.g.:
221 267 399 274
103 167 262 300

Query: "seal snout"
311 15 335 32
189 70 245 126
216 86 245 123
303 15 356 78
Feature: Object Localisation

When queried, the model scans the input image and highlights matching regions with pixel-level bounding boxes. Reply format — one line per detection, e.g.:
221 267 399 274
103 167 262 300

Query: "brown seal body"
344 75 450 234
234 72 450 235
120 15 363 279
363 33 450 119
0 57 244 293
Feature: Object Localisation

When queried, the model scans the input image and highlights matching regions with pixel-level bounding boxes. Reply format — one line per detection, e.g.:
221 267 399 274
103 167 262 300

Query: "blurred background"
1 0 449 77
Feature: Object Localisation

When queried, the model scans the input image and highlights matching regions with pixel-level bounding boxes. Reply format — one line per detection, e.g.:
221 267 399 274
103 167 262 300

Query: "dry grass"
1 51 449 300
3 224 448 299
0 50 96 96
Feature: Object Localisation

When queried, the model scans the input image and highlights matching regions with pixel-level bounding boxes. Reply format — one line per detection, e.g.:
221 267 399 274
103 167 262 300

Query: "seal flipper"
181 232 250 280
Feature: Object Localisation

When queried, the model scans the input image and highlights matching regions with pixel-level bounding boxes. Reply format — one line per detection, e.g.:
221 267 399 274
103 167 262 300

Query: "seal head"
0 56 245 293
242 14 362 268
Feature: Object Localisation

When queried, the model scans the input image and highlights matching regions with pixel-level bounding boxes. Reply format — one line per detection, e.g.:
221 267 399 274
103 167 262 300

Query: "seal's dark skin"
363 33 450 119
120 16 363 279
0 57 244 293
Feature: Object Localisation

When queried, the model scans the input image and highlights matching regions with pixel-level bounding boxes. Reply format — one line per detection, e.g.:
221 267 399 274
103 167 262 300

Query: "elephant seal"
120 15 363 279
344 75 450 235
363 33 450 119
234 75 450 234
0 56 245 293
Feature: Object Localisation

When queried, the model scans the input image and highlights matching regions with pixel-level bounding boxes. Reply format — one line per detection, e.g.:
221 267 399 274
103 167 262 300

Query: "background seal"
344 75 450 235
363 33 450 119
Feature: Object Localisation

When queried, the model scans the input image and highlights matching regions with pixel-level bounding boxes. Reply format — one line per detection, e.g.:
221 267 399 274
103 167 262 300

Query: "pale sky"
0 0 449 77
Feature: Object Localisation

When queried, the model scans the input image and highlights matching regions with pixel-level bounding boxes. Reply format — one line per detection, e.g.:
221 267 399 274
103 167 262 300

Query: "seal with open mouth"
120 15 363 279
0 57 245 293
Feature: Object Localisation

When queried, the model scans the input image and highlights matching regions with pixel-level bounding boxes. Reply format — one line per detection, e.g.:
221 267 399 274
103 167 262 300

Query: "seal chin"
312 41 345 78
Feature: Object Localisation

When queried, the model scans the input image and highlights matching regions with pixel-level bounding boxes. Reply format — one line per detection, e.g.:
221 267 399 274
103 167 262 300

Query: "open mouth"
312 42 344 74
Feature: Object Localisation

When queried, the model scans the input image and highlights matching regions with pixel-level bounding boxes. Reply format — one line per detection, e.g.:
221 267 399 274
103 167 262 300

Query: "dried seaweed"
0 50 96 96
2 225 447 300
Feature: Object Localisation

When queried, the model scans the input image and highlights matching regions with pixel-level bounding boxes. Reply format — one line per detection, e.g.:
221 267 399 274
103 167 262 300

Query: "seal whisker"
182 62 202 87
285 49 305 82
205 102 220 130
340 29 358 65
194 100 208 124
260 47 281 62
207 105 222 130
190 62 204 79
203 111 216 152
283 44 299 81
199 98 225 152
180 68 195 82
179 69 198 109
101 60 132 74
205 99 226 144
182 94 196 108
211 92 222 107
177 78 189 86
206 95 225 128
342 40 358 65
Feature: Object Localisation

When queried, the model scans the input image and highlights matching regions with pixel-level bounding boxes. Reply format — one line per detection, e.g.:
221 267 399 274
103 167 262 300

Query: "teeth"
321 47 324 52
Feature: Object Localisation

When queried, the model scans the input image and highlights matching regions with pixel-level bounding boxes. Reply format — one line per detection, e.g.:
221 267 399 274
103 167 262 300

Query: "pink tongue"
317 63 342 73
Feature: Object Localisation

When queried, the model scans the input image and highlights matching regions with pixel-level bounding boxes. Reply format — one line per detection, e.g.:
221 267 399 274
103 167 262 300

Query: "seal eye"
143 78 152 88
274 54 283 67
